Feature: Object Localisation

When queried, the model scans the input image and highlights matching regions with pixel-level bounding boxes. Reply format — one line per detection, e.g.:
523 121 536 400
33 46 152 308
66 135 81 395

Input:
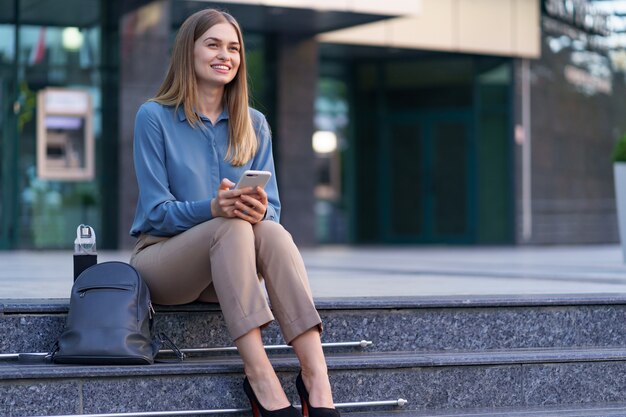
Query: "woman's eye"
208 43 217 48
229 47 240 52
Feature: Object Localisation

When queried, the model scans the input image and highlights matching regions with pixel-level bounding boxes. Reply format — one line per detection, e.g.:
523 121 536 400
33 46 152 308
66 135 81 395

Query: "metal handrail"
0 340 373 361
160 340 373 355
0 352 47 360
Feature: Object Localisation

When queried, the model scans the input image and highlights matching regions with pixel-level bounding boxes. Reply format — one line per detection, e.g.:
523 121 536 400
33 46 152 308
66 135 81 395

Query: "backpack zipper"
77 284 134 297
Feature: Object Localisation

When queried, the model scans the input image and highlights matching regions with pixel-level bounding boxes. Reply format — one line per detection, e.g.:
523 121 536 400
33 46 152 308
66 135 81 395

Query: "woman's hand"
211 179 268 224
234 186 268 224
211 178 246 218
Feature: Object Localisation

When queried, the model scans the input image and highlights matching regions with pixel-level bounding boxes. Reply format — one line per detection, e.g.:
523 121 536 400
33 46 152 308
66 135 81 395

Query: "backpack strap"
155 332 185 362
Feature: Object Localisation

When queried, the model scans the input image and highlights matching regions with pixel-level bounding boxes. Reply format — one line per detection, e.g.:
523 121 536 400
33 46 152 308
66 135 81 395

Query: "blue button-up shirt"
130 101 280 237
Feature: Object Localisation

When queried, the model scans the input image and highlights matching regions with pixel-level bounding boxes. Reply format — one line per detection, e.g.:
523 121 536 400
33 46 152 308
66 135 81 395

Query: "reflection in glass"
314 78 349 243
0 25 15 64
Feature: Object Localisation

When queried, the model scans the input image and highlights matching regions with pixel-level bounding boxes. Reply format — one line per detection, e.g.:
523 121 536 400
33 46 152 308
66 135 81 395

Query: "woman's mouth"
211 64 230 73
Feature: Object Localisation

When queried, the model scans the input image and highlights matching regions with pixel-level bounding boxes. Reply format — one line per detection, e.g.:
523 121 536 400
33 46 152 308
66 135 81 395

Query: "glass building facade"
0 0 623 249
0 0 119 249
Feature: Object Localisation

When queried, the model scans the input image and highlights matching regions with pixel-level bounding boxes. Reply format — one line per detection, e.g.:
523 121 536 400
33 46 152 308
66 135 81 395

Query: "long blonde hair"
152 9 256 166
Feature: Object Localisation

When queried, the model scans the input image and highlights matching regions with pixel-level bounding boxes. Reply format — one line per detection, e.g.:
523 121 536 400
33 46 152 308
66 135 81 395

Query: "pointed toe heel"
243 377 302 417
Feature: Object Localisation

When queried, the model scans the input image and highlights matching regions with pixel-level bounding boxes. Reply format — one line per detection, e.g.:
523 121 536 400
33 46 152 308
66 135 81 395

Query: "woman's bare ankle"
245 369 291 410
300 370 335 409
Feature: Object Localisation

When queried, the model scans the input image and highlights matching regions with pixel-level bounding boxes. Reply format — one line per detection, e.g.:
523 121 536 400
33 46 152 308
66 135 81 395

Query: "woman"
129 8 340 417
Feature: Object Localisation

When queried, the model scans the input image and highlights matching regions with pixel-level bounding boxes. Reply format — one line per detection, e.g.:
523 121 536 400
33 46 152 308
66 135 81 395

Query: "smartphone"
235 170 272 190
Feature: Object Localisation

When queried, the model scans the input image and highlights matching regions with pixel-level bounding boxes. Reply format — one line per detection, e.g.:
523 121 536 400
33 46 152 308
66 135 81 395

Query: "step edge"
343 401 626 417
3 347 626 380
5 293 626 314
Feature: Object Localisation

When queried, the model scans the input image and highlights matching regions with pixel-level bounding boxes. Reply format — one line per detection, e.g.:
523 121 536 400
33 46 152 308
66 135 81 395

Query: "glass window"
14 0 103 249
314 76 349 243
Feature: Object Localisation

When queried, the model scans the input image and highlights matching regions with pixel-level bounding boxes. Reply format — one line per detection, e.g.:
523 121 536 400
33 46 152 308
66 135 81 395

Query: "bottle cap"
74 224 96 254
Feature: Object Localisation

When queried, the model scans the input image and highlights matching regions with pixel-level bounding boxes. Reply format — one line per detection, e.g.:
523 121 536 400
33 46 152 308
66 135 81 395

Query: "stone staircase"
3 294 626 416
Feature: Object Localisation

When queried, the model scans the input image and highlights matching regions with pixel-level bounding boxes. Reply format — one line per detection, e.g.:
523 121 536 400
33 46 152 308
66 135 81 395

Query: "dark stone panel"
0 315 65 354
5 352 626 414
0 380 79 417
524 361 626 406
81 372 297 414
78 367 523 413
6 302 626 355
330 367 523 412
318 305 626 352
81 373 249 413
154 311 283 349
155 304 626 353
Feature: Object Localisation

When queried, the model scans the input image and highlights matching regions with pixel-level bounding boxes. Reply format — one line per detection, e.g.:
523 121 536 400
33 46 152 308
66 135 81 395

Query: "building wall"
514 26 626 244
318 0 540 58
215 0 421 15
275 35 318 246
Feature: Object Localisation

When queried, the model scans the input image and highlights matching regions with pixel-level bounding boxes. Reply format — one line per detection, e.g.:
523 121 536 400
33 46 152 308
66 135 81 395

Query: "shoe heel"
299 394 309 417
244 378 261 417
249 399 260 417
296 372 310 417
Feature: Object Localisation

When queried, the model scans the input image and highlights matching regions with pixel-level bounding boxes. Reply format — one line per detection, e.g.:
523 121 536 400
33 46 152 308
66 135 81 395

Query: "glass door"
382 111 475 243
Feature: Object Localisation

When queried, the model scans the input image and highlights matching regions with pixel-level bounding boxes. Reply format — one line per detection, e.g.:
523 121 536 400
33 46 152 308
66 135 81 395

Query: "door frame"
0 16 19 249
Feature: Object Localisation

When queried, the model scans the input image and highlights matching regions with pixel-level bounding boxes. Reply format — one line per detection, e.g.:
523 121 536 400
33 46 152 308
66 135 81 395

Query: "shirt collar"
177 106 230 123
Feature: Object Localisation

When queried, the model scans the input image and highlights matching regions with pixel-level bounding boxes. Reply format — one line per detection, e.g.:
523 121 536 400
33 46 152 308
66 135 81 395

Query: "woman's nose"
217 49 229 61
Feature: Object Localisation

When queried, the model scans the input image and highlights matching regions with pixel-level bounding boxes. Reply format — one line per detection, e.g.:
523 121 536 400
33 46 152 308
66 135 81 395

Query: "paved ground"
2 245 626 299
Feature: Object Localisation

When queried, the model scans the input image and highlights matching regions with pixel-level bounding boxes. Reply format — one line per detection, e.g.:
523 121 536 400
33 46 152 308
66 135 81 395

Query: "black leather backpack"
52 261 160 365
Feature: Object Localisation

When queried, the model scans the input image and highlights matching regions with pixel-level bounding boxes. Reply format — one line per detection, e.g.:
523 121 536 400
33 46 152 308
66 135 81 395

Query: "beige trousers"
129 218 322 344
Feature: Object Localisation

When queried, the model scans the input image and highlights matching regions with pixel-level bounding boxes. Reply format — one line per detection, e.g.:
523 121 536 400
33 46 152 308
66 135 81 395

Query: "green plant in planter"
614 133 626 163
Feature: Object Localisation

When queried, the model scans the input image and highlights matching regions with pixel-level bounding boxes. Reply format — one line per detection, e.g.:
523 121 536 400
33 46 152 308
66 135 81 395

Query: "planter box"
615 163 626 263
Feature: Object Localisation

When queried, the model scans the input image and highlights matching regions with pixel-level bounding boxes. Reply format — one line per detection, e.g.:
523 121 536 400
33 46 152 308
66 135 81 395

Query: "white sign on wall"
37 88 94 181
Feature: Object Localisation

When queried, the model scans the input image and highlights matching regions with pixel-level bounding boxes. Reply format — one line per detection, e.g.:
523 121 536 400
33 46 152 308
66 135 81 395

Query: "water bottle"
73 224 97 281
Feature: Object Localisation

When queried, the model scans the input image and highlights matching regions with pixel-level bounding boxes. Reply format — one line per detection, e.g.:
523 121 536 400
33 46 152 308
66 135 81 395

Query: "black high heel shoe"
243 377 301 417
295 372 340 417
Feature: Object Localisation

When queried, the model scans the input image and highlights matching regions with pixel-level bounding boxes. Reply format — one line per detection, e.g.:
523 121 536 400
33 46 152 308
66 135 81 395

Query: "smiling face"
193 22 241 89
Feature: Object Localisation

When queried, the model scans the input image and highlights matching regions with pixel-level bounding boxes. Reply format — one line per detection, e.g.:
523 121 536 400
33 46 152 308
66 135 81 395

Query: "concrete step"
3 294 626 355
348 402 626 416
4 348 626 416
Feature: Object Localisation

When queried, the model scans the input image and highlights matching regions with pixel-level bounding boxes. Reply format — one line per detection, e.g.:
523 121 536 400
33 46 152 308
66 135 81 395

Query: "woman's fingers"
214 188 243 218
254 186 268 205
234 196 265 224
214 179 266 221
233 206 256 223
241 194 266 213
219 178 236 190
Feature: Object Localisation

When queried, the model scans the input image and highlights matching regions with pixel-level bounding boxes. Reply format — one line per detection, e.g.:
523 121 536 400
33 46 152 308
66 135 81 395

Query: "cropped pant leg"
130 217 274 341
253 221 322 344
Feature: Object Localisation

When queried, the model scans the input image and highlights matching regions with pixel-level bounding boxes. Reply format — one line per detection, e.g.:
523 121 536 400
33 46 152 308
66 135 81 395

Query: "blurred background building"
0 0 624 250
